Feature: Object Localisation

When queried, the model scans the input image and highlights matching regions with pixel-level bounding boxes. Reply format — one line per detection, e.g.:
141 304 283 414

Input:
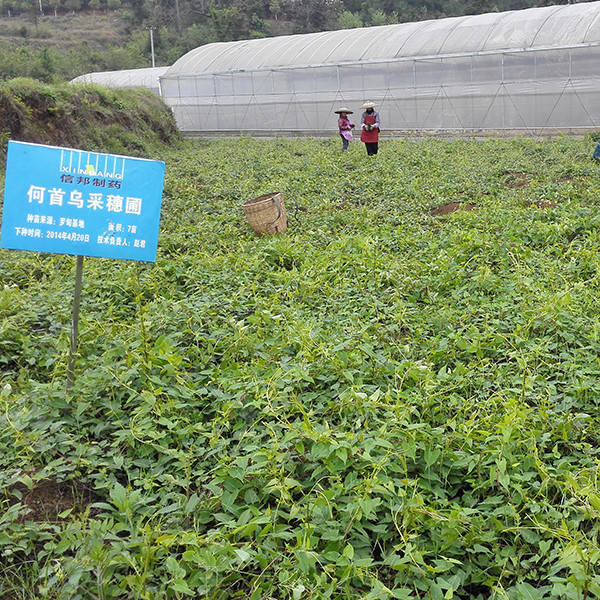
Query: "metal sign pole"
67 255 84 388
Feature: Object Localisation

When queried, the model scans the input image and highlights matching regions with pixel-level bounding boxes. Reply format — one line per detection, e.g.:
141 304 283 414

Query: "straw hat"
361 101 377 109
334 107 353 114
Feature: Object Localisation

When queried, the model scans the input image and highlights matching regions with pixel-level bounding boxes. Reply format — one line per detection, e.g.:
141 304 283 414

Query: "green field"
2 136 600 599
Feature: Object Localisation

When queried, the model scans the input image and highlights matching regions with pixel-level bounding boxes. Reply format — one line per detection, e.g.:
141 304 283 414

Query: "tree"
288 0 341 31
337 9 362 28
47 0 60 16
35 47 58 80
63 0 82 11
209 5 247 40
368 8 387 25
269 0 280 19
2 0 20 16
174 0 181 30
466 0 495 13
27 0 39 26
129 0 148 20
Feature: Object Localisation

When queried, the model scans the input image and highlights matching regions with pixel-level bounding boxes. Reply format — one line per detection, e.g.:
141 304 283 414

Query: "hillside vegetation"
0 0 582 82
0 78 182 163
2 131 600 598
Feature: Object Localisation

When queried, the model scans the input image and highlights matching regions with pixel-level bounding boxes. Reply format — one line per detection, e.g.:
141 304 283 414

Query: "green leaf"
170 580 194 595
424 447 441 468
295 550 317 574
184 493 200 514
165 556 186 579
235 548 251 563
109 482 127 510
429 583 444 600
342 543 354 560
512 582 545 600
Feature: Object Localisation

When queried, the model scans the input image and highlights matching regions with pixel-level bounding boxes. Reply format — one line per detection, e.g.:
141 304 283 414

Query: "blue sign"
0 141 165 262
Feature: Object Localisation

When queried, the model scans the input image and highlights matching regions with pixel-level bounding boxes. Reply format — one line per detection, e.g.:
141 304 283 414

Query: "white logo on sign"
59 150 125 180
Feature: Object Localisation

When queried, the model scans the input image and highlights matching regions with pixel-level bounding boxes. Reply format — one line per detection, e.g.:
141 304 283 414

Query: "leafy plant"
2 135 600 598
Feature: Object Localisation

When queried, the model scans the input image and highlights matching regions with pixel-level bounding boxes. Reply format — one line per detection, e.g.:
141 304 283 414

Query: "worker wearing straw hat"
335 107 355 152
360 101 380 156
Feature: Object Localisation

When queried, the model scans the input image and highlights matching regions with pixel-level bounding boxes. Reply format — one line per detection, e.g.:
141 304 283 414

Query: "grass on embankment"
0 78 182 165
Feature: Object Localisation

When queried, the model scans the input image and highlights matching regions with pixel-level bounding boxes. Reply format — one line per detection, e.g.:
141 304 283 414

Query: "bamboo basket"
242 192 287 236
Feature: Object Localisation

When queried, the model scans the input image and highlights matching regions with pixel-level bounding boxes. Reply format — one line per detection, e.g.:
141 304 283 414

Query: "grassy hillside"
0 11 151 81
2 133 600 598
0 12 126 48
0 78 182 163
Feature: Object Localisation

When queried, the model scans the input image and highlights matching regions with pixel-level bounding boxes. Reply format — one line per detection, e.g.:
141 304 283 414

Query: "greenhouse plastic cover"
71 67 169 95
165 2 600 76
159 2 600 134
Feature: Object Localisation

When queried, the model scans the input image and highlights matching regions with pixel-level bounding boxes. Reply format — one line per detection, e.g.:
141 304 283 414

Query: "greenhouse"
71 67 168 96
159 1 600 135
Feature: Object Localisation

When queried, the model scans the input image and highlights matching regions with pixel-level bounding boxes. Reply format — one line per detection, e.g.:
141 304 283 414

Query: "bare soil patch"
504 172 530 188
532 200 558 209
557 175 589 184
430 202 476 217
333 197 362 210
8 478 98 522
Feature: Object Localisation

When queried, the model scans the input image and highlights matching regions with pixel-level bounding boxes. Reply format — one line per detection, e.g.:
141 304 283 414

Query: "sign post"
67 255 84 388
1 141 166 386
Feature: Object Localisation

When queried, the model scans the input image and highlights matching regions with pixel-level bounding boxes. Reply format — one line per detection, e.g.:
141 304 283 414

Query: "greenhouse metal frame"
159 1 600 136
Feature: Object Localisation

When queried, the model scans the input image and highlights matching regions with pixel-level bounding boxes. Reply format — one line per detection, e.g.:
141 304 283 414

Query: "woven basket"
242 192 287 236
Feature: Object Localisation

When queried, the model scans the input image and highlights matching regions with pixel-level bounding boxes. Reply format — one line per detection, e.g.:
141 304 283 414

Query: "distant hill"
0 11 149 81
0 11 125 48
0 0 590 82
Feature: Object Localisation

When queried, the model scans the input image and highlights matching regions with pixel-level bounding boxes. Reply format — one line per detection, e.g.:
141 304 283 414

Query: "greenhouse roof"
165 1 600 76
71 67 169 89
